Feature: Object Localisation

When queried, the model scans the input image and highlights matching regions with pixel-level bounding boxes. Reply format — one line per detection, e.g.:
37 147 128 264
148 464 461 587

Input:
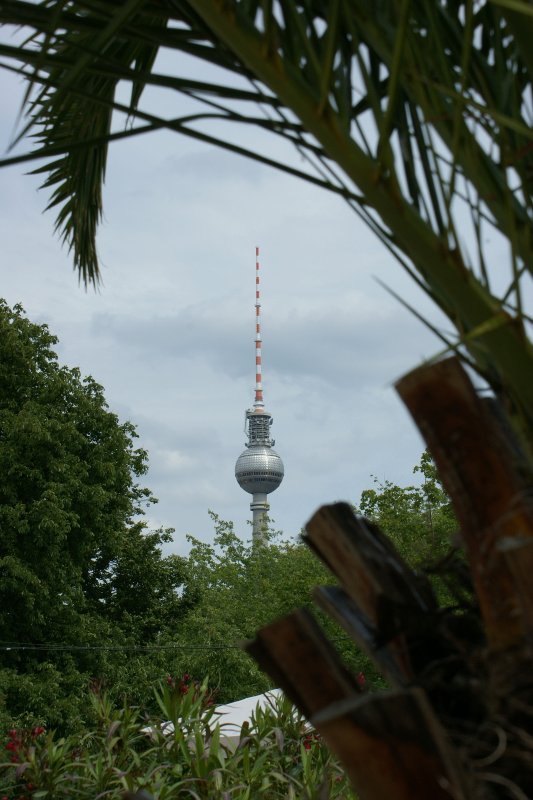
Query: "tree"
171 512 371 702
0 300 190 730
177 477 451 704
0 1 532 446
356 451 456 566
175 513 333 701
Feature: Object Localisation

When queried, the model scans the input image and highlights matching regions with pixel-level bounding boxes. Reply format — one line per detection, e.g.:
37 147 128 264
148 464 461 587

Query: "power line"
0 635 352 654
0 642 242 652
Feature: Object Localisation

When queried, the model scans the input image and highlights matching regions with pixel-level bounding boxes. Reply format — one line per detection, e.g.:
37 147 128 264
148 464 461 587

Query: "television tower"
235 247 284 544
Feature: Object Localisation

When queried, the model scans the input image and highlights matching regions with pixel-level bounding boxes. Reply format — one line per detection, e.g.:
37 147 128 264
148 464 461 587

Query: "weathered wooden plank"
303 502 438 681
304 503 436 621
312 689 468 800
396 356 533 651
503 538 533 634
246 608 361 721
312 584 410 686
248 610 468 800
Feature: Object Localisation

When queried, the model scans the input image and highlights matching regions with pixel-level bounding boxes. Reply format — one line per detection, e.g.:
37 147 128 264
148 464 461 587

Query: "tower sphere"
235 445 284 495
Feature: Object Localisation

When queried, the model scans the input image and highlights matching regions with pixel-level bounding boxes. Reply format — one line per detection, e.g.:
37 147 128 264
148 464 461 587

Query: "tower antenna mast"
255 246 263 408
235 247 284 545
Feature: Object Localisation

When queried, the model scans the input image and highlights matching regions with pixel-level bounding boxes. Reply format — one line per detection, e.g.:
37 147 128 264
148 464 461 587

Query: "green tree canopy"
175 482 453 703
0 300 189 729
356 451 457 566
176 513 337 701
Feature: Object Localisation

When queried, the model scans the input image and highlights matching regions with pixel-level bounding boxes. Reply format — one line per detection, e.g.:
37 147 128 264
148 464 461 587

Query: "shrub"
0 679 355 799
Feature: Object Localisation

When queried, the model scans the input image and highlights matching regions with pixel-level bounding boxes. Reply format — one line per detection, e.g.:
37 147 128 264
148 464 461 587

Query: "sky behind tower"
0 48 454 553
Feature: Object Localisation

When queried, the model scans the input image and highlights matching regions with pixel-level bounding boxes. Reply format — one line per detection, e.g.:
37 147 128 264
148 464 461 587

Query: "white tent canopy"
214 688 283 737
147 688 287 743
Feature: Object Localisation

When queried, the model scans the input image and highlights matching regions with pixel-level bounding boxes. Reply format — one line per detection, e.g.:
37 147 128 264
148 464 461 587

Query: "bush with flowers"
0 676 356 799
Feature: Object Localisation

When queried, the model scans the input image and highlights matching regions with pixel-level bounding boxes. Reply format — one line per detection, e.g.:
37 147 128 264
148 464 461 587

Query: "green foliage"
174 513 380 701
53 456 452 713
0 663 90 734
0 300 190 732
175 514 339 702
0 682 355 799
356 451 457 567
355 452 461 611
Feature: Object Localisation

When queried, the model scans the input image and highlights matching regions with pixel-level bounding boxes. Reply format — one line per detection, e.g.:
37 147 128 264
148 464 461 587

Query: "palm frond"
1 0 533 443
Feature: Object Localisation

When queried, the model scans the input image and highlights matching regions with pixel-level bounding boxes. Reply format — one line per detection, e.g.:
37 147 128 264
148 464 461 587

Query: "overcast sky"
0 46 455 554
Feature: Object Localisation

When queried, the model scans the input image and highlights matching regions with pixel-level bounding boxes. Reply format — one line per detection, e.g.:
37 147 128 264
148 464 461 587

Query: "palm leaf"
1 0 533 443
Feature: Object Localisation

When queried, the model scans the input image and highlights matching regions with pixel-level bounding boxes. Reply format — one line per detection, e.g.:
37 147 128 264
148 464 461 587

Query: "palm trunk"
247 356 533 799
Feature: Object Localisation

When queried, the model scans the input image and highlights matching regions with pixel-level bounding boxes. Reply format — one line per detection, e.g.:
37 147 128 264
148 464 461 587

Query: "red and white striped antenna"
254 245 264 408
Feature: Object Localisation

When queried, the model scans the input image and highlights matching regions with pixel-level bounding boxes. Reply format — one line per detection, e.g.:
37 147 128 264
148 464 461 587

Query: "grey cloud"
158 147 264 186
90 292 441 395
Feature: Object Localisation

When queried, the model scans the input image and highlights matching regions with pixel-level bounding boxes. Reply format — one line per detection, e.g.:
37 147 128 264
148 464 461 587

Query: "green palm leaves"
1 1 533 441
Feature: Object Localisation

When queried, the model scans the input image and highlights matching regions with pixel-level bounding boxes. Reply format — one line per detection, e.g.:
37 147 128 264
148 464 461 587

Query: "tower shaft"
251 494 269 541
